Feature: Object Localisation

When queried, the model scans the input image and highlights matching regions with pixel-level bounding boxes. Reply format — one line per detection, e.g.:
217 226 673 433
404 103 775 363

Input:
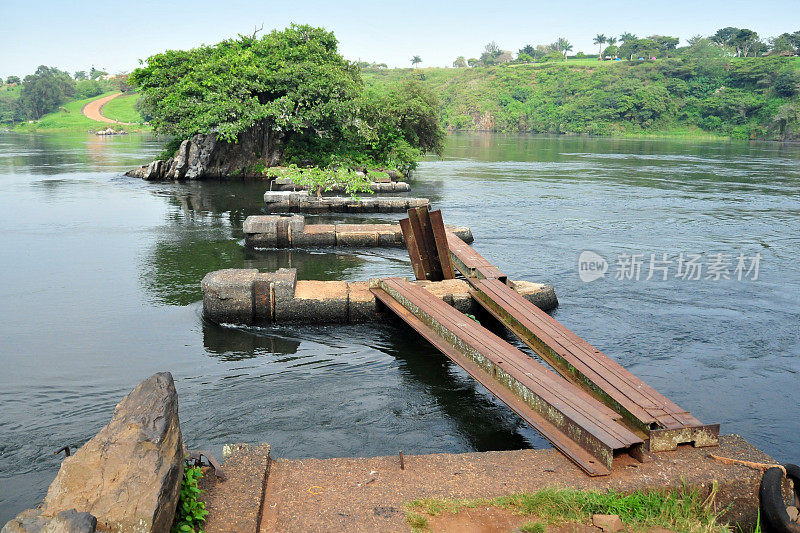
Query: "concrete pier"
268 178 411 193
201 268 558 325
243 215 473 248
200 434 777 532
264 191 429 213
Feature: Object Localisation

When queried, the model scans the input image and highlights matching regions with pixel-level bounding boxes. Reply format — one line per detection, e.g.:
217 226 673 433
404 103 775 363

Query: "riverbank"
11 93 150 133
364 57 800 141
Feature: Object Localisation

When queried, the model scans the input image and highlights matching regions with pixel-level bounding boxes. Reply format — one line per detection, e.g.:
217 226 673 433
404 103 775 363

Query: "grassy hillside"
363 57 800 140
101 94 144 124
13 93 149 133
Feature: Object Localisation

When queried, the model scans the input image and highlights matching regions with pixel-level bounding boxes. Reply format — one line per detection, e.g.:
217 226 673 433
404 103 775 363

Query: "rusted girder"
371 277 644 476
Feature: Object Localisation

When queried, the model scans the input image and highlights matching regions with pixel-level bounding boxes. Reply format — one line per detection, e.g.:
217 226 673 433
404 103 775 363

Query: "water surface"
1 132 798 521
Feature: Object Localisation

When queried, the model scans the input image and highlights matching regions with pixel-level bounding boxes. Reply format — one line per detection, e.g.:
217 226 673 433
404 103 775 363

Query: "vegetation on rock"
172 465 208 533
130 25 444 175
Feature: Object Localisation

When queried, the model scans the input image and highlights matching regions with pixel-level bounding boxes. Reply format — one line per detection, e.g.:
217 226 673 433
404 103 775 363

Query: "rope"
709 453 786 477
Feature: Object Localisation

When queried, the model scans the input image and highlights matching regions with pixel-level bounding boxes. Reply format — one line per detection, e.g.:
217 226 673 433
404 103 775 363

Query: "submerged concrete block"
202 269 260 325
244 216 474 248
348 281 378 322
279 281 349 323
263 191 429 213
201 268 558 326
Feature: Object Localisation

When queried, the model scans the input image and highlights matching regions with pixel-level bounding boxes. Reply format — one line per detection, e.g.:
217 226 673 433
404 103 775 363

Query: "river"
1 132 798 521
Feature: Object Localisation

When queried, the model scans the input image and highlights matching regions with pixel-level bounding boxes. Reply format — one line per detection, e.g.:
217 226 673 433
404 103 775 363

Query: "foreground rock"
1 509 97 533
94 128 127 136
3 372 184 533
126 124 283 180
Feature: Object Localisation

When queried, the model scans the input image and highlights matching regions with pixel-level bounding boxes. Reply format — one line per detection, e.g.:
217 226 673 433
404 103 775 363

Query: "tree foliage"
19 66 76 119
131 25 443 172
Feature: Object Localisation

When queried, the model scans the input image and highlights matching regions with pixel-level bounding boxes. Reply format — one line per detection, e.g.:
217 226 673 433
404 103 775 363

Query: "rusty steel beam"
371 277 644 476
467 276 719 452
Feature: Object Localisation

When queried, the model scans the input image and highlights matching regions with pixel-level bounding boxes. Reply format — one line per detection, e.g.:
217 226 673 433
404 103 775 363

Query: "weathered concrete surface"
258 435 772 532
263 191 429 213
201 268 558 325
38 373 183 532
198 444 271 533
2 509 97 533
268 179 411 193
243 215 473 248
126 123 284 180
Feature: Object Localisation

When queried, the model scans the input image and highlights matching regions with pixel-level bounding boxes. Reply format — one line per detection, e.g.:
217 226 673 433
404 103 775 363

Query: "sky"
1 0 799 77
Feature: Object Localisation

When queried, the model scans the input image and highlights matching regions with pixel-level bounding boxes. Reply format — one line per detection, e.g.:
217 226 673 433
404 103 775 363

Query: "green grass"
406 511 429 532
13 93 150 133
101 93 144 124
406 486 729 533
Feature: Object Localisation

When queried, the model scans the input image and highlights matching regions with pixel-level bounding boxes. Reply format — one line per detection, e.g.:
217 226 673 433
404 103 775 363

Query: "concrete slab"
199 444 271 533
255 435 772 533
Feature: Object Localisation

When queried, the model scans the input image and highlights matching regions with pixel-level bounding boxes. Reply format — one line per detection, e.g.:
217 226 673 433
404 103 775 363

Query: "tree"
480 41 503 65
89 67 107 80
619 32 637 43
467 57 479 67
19 66 75 119
648 35 680 57
593 34 607 56
131 25 442 174
774 70 800 97
411 55 422 68
517 52 533 63
6 75 20 85
452 56 467 68
518 44 536 57
74 71 87 80
553 38 573 60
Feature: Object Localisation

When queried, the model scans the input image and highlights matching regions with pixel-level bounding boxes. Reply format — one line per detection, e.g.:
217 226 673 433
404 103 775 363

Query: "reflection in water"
202 320 300 360
377 318 541 451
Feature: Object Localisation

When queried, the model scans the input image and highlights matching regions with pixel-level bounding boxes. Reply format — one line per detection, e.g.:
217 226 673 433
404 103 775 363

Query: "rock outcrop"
1 509 97 533
126 123 284 180
3 373 184 533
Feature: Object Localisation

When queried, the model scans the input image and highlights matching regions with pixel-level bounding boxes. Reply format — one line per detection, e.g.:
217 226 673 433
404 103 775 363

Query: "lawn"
101 93 144 124
14 93 150 133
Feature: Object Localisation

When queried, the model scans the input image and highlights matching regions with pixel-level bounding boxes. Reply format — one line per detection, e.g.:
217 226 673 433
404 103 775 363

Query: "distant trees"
467 58 479 67
452 56 467 68
89 67 108 80
73 71 87 80
6 75 20 85
553 38 573 60
711 27 764 57
593 34 607 56
19 66 75 119
480 41 503 65
411 55 422 68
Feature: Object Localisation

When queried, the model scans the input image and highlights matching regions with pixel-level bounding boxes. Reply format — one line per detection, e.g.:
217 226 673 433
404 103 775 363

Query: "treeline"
386 27 800 69
0 67 132 125
363 50 800 140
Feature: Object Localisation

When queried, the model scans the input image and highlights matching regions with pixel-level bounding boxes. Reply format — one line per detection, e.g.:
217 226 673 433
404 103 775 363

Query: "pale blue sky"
1 0 798 77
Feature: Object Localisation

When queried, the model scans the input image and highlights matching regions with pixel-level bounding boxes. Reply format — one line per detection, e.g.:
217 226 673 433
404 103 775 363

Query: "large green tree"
19 66 75 119
131 25 442 172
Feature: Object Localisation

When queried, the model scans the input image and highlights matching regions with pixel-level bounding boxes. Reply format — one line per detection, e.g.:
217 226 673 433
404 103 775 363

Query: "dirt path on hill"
81 92 131 125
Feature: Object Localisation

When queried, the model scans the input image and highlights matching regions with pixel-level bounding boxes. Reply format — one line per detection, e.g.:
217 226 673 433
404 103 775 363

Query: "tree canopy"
131 25 443 172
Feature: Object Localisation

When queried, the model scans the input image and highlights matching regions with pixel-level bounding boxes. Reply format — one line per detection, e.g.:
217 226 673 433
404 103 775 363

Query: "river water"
1 132 798 521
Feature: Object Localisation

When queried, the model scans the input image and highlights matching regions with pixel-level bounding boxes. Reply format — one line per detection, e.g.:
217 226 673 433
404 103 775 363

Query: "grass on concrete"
100 93 143 124
13 93 149 133
406 486 728 533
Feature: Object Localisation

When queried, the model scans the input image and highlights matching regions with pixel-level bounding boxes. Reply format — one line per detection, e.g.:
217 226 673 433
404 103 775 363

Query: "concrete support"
263 191 429 213
201 268 558 325
243 215 474 248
